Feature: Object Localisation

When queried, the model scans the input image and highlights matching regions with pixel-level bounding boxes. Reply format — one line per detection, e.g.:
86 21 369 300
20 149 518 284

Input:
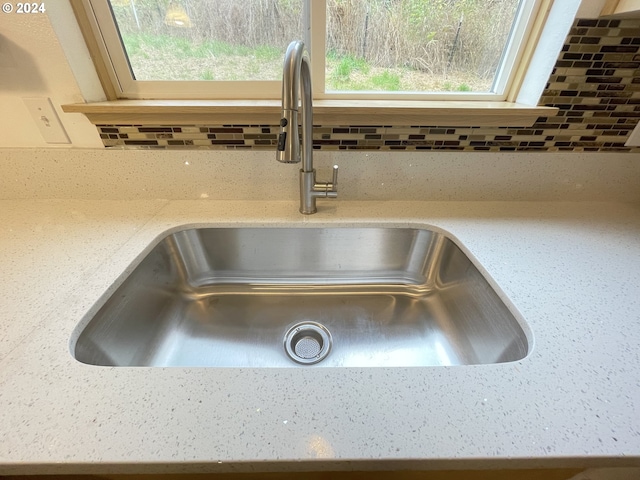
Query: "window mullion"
309 0 326 99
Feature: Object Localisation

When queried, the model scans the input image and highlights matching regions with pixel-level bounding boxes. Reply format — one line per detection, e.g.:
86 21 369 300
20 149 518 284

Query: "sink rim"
68 222 535 366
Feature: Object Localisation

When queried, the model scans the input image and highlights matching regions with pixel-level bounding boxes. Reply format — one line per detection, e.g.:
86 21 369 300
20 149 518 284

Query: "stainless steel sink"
72 227 530 367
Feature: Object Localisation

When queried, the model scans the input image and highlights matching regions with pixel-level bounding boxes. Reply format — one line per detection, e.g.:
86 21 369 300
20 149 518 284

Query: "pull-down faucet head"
276 41 306 164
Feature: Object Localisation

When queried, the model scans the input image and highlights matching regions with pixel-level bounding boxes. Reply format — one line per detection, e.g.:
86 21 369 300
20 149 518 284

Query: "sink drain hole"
284 322 332 365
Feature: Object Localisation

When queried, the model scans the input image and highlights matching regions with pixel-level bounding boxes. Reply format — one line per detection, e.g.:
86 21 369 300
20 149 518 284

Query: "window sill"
61 100 557 127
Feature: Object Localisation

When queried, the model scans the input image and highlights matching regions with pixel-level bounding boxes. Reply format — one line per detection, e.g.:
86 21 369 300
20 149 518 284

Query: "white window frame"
82 0 548 101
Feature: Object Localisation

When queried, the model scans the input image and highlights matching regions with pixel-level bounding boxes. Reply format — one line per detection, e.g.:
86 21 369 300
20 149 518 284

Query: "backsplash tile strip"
98 18 640 153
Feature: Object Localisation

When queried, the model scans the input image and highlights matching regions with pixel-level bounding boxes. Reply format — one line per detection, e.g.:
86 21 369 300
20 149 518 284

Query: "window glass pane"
108 0 303 81
326 0 521 93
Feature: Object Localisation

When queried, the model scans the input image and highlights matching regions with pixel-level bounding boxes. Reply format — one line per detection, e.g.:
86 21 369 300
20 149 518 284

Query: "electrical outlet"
625 122 640 147
23 97 71 144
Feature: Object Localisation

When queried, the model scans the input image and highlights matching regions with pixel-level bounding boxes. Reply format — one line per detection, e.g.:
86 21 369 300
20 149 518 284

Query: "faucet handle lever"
330 164 339 192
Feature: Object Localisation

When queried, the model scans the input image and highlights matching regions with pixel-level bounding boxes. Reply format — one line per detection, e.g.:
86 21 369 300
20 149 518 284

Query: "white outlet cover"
22 97 71 144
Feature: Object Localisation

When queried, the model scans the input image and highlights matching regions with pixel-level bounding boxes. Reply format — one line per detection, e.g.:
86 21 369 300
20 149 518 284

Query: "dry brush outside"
111 0 520 92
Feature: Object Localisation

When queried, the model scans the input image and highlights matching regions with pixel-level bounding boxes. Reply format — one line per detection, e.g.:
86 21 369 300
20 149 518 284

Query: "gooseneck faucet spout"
277 40 338 215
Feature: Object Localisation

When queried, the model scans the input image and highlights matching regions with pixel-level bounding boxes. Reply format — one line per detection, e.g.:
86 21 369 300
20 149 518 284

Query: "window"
77 0 549 101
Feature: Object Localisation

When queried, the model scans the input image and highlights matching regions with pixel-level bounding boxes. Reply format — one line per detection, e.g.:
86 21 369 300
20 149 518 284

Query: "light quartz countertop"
0 199 639 475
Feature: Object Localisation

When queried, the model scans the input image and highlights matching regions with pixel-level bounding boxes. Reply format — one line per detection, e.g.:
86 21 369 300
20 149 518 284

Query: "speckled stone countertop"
0 199 639 475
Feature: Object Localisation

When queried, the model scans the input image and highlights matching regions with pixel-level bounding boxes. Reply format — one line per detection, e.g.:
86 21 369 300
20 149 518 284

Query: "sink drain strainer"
284 322 332 365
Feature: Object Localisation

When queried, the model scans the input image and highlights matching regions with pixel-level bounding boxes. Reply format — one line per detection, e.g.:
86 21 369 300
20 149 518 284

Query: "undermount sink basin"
72 227 530 367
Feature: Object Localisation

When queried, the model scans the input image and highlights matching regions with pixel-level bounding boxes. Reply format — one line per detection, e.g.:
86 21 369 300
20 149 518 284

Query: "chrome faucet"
277 40 338 215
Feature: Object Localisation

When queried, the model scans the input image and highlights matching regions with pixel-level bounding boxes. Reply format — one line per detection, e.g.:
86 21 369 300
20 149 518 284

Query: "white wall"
0 3 103 148
577 0 609 17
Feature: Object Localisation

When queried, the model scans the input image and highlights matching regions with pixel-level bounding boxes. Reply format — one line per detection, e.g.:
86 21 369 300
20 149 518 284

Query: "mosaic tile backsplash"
99 18 640 153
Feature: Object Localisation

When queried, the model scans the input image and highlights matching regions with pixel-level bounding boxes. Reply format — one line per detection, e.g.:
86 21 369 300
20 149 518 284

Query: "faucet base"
299 169 338 214
299 169 318 215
